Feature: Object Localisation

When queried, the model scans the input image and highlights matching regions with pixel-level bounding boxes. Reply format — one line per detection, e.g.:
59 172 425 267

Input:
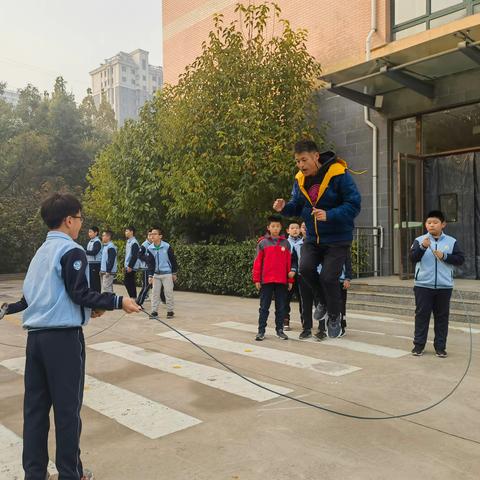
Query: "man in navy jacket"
273 140 361 339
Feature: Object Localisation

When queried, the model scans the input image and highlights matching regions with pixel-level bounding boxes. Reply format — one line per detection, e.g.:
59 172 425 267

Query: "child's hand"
148 276 153 285
343 280 351 290
288 283 293 291
172 274 177 282
91 309 105 318
433 250 444 260
255 282 261 291
0 303 8 321
422 238 431 249
288 271 295 279
122 297 142 313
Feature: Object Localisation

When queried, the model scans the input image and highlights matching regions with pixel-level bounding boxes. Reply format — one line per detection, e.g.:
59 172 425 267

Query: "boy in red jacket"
253 214 296 341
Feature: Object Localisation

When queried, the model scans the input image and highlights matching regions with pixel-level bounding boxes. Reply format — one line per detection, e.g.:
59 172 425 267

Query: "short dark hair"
125 226 136 235
103 230 113 239
40 193 82 229
89 226 99 234
426 210 445 222
151 227 163 235
267 214 283 226
286 218 301 229
294 139 319 154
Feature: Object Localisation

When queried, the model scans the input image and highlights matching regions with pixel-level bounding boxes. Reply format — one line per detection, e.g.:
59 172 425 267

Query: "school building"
163 0 480 280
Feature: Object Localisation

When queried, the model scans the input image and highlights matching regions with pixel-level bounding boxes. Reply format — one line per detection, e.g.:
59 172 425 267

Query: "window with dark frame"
391 0 480 40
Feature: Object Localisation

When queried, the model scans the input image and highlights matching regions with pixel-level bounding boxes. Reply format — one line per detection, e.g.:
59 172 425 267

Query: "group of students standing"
85 226 178 318
252 215 352 341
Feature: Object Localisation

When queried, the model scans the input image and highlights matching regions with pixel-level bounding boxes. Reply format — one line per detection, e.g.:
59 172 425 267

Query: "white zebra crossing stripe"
0 424 57 479
0 357 201 440
215 322 409 358
90 341 292 402
157 330 361 376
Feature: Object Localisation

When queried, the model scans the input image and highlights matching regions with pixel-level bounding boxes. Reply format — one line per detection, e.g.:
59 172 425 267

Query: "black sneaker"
255 331 265 341
411 345 424 356
313 303 327 321
167 311 174 318
435 349 448 358
299 329 312 339
326 313 342 338
276 330 288 340
151 311 158 318
314 330 327 341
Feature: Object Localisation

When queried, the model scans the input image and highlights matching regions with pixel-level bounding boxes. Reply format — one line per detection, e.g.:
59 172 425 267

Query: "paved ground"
1 276 480 480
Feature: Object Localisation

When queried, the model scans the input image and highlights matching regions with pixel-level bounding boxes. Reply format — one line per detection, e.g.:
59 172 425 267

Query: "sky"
0 0 163 103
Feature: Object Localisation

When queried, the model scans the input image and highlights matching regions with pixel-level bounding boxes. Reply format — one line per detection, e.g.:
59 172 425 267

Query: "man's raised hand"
273 199 285 212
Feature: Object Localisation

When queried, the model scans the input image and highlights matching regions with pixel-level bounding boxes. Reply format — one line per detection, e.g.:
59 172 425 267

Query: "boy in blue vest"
0 193 140 480
147 227 178 318
284 219 303 331
100 229 118 293
410 210 465 357
124 226 141 298
85 226 102 293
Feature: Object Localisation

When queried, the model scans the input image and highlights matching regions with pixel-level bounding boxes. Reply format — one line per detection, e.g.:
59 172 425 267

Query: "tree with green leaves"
86 2 324 240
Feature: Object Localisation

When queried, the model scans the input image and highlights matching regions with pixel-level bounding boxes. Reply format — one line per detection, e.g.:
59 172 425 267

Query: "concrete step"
351 282 480 301
348 290 480 314
346 299 480 324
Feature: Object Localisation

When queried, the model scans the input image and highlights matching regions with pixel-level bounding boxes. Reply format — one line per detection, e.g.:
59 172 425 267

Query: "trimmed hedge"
174 241 257 297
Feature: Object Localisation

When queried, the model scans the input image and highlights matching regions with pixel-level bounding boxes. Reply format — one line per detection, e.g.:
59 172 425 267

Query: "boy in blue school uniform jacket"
410 210 464 358
85 226 102 293
147 227 178 318
124 226 141 299
100 229 118 293
1 193 140 480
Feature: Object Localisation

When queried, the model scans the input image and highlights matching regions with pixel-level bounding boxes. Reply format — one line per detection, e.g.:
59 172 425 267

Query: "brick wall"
163 0 388 85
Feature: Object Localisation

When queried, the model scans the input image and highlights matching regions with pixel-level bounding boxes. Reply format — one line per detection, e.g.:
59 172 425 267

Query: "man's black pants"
88 262 101 293
23 328 85 480
258 283 288 332
124 270 137 298
299 242 350 330
414 286 452 350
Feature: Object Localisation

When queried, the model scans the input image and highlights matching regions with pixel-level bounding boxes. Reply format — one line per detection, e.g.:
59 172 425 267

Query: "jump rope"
0 290 474 424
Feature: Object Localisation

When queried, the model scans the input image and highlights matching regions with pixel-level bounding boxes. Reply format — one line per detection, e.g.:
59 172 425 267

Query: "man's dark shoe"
313 303 327 321
411 345 424 356
326 313 342 338
167 311 174 319
150 311 158 318
314 330 327 341
435 349 448 358
299 329 312 339
255 331 265 341
276 330 288 340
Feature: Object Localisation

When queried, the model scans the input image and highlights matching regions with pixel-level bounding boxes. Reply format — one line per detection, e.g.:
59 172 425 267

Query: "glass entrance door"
397 153 424 279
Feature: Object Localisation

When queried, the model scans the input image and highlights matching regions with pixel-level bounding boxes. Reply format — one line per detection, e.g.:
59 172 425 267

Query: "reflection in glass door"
397 153 424 279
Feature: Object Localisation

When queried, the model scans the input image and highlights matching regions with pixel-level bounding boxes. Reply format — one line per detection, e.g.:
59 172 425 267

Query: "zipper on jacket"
434 240 438 289
314 217 320 244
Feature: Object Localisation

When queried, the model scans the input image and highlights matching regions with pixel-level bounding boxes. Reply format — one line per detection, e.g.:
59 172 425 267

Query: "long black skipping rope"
139 290 474 421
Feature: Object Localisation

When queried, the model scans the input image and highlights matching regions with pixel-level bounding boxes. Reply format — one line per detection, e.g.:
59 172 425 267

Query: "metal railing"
352 226 383 278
